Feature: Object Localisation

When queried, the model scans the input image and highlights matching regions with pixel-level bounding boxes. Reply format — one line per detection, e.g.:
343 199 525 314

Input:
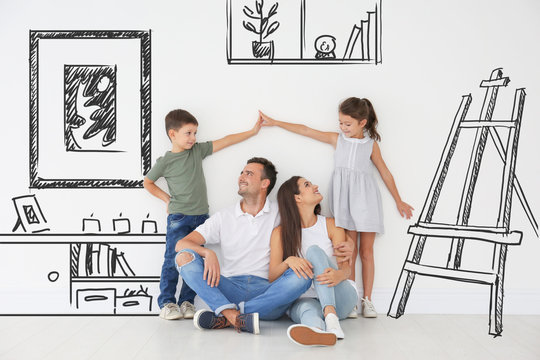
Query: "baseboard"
369 288 540 315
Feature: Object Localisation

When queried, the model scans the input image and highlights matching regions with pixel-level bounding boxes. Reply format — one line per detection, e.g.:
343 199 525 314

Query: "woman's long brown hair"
277 176 321 260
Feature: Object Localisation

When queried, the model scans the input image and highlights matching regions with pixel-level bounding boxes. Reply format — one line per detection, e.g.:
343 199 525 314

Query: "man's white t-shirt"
195 199 279 279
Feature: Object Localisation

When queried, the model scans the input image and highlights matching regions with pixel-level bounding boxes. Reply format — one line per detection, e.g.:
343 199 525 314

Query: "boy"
144 109 262 320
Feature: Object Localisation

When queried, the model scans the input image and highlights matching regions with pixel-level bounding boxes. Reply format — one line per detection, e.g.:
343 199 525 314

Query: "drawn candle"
82 213 101 233
113 213 131 234
141 213 157 234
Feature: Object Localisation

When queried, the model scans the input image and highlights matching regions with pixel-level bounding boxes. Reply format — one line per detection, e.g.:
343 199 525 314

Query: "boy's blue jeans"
158 213 209 309
176 249 312 320
289 245 358 330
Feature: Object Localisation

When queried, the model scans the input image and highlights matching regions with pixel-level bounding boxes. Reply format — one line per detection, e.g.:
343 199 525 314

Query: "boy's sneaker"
287 324 337 347
347 305 359 319
180 301 196 319
193 309 231 330
362 297 378 318
159 303 183 320
234 313 260 335
324 313 345 339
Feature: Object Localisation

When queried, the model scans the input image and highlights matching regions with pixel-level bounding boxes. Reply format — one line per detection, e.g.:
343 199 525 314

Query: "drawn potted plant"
243 0 280 59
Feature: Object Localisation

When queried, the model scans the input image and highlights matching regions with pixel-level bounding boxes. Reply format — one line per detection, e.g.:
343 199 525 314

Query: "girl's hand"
316 268 346 287
259 111 277 127
284 256 314 279
397 200 414 219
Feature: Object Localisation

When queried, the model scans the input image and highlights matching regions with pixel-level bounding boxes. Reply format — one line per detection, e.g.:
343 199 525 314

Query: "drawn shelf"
227 0 382 65
0 233 165 315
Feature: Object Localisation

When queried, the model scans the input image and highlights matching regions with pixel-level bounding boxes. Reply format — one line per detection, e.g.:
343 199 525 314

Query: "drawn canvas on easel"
387 68 538 337
227 0 382 64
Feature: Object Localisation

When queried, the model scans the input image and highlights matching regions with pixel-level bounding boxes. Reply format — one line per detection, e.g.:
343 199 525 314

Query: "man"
175 157 312 334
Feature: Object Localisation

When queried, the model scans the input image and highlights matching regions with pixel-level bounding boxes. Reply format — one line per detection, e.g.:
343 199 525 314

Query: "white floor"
1 314 540 360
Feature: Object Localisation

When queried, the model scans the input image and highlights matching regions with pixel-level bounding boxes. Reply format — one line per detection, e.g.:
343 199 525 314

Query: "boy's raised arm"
212 116 263 153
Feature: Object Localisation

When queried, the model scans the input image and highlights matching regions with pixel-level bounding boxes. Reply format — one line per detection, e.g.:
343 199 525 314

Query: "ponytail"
339 97 381 141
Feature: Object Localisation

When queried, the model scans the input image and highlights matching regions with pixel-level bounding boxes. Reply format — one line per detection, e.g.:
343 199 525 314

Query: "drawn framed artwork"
29 30 151 188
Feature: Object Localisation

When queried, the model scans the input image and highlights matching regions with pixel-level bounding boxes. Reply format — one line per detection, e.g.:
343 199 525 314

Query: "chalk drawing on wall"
2 206 163 315
29 30 152 189
64 64 118 152
227 0 382 64
387 68 538 337
11 195 50 233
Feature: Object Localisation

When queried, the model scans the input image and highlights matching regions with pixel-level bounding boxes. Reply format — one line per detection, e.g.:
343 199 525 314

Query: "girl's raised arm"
259 111 339 148
370 142 414 219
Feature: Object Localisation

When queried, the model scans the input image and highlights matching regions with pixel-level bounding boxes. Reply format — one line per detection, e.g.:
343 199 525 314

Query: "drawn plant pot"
252 40 274 59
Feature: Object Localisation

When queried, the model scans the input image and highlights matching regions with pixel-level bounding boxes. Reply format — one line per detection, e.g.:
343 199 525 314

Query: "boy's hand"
252 115 263 135
397 200 414 219
259 111 277 127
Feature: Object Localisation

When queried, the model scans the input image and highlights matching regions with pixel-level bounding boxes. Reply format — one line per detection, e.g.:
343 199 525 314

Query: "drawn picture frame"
29 30 151 188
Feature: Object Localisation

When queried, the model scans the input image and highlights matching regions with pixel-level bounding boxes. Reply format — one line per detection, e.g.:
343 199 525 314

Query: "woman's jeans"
158 213 209 309
289 245 358 330
176 249 312 320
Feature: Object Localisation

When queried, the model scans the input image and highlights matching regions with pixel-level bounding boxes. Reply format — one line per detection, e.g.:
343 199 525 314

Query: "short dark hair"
165 109 198 138
247 157 278 196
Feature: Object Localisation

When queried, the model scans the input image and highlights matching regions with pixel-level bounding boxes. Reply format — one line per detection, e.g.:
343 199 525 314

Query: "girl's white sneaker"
362 297 378 318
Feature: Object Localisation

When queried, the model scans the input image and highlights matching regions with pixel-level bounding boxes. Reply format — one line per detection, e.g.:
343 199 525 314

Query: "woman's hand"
316 268 347 287
396 200 414 219
202 249 221 287
284 256 314 279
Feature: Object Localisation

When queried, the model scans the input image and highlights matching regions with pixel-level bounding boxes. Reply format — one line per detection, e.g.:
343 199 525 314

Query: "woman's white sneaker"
287 324 337 346
347 305 358 318
324 313 345 339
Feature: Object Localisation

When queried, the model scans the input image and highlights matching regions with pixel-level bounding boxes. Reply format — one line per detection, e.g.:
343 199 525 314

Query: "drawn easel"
387 68 537 337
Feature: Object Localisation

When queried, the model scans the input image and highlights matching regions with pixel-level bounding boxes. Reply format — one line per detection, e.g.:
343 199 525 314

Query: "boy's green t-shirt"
146 141 213 215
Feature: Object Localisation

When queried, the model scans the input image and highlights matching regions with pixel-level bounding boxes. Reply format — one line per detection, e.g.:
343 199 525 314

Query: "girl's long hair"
277 176 321 260
339 97 381 141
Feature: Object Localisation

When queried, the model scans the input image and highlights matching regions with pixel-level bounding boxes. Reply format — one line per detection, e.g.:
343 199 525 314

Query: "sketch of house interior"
29 30 151 189
227 0 382 64
2 199 164 315
387 68 538 337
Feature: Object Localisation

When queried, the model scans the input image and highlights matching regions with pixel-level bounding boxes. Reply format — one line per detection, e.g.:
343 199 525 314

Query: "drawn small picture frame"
12 195 50 233
29 30 151 188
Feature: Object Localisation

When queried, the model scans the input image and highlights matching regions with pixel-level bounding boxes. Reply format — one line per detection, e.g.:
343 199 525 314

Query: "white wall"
0 0 539 314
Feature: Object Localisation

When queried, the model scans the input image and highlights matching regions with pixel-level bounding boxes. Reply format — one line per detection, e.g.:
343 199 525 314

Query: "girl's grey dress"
328 133 384 234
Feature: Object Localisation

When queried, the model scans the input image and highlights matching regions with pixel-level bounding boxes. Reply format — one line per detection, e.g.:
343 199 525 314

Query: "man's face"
238 162 267 197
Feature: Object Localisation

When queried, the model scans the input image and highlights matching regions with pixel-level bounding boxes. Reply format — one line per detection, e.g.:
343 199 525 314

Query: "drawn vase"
252 40 274 60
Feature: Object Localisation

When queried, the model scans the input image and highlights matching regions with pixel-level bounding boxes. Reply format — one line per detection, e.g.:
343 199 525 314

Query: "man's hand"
334 240 354 265
202 249 221 287
284 256 314 279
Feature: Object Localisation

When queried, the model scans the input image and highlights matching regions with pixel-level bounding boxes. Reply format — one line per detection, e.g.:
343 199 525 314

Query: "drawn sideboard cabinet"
0 234 165 315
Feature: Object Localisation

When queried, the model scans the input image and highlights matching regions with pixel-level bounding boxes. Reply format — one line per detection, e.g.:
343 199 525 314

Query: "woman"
269 176 358 346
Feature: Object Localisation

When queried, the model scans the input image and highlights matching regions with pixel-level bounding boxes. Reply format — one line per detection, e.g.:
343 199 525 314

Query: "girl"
261 97 413 318
269 176 357 346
